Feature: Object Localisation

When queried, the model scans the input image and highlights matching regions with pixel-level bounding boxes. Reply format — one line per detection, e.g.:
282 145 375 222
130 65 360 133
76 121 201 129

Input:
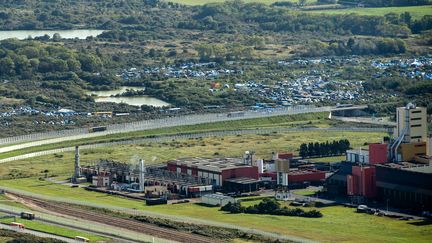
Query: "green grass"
0 130 384 178
291 189 318 196
308 155 346 163
0 179 431 243
0 112 331 160
307 5 432 20
0 218 108 242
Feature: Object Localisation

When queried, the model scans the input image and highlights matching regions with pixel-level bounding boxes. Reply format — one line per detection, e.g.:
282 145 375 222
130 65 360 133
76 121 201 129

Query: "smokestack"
73 146 81 183
139 159 145 192
257 159 264 174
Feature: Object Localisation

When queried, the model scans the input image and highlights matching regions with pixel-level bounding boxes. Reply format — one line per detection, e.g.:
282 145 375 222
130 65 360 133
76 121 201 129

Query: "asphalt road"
0 126 386 164
0 105 368 153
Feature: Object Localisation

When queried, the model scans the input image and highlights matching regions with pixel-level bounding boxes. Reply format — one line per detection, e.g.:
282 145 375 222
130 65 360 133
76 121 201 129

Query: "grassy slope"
307 5 432 20
0 218 108 242
0 130 384 178
0 179 431 243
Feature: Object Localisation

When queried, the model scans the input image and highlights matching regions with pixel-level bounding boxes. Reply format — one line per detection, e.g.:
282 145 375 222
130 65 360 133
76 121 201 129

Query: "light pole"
386 198 389 212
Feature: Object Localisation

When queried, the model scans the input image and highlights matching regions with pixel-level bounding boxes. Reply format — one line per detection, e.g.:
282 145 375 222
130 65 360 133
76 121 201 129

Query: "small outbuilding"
201 194 235 206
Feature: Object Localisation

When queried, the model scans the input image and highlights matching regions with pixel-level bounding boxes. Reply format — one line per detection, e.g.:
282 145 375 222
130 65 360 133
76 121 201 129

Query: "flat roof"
168 157 253 172
202 194 234 200
378 162 432 174
289 169 324 175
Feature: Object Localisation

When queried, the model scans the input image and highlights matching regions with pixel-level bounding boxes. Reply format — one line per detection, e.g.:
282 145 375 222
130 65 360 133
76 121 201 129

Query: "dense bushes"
302 38 407 57
0 39 102 77
221 198 323 218
1 1 431 38
190 1 429 37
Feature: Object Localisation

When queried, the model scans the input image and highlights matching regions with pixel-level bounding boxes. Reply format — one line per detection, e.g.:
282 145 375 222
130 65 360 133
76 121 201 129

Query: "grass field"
0 130 384 178
307 5 432 20
292 188 319 196
0 217 108 242
308 155 346 163
0 179 431 243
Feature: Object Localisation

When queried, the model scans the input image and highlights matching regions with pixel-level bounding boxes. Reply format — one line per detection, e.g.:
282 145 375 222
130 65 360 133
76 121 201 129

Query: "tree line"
0 39 103 77
299 139 350 158
2 1 431 38
190 1 432 37
301 37 407 57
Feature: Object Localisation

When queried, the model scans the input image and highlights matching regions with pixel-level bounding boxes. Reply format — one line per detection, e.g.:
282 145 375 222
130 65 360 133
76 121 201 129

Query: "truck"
88 126 107 133
20 212 35 220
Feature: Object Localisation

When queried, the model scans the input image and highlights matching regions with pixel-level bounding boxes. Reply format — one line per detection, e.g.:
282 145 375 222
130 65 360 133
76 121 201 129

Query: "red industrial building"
276 152 294 160
347 166 377 198
368 143 388 164
259 169 325 183
289 169 326 182
167 157 259 187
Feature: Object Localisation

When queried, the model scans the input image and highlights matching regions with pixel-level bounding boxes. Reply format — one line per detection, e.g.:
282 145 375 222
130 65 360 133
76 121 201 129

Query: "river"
86 87 170 107
0 29 105 40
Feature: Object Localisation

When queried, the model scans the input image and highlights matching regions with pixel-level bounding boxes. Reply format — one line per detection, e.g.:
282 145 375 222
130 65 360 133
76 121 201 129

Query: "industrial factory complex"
71 103 431 212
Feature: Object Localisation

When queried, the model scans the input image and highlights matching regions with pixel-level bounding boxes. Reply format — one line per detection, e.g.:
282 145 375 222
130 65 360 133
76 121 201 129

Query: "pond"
0 29 105 40
86 86 170 107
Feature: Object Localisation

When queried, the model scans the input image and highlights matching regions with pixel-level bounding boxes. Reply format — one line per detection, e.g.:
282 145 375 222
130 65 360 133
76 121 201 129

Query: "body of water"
0 29 104 40
86 86 170 107
93 96 170 107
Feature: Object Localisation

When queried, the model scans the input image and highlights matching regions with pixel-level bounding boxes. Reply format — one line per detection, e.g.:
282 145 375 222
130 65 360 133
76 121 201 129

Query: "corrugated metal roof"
202 194 234 200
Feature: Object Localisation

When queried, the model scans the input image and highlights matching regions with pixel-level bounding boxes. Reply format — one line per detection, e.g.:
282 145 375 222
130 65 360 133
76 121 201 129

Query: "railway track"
12 194 219 243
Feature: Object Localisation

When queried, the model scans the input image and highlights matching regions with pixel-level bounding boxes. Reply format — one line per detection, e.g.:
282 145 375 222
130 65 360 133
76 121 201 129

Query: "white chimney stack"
139 159 145 192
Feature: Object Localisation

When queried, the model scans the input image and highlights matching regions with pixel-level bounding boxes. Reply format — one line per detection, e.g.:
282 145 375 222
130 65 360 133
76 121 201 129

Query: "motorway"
0 105 369 154
332 116 396 127
0 105 368 154
0 126 387 164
